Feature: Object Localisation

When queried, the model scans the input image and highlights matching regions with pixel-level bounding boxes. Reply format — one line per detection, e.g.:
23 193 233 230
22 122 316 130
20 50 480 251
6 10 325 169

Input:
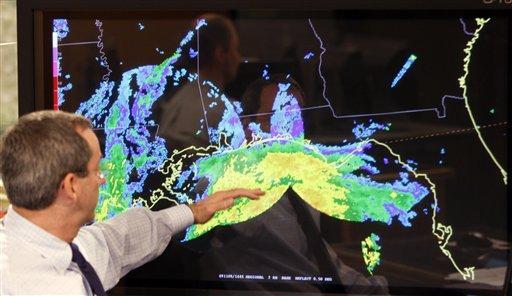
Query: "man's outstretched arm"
73 188 264 290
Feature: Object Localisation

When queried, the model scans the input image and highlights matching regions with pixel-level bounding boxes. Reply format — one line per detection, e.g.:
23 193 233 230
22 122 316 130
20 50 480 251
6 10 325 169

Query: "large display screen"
47 10 508 294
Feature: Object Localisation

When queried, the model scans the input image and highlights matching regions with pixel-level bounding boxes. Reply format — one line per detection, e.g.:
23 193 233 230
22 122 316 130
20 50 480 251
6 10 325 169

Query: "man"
240 74 306 139
0 110 263 295
157 13 242 150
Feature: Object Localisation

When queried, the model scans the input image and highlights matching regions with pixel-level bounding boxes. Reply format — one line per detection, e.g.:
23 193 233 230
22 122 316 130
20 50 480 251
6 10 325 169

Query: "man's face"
254 84 279 133
241 84 279 140
243 84 305 139
75 128 105 223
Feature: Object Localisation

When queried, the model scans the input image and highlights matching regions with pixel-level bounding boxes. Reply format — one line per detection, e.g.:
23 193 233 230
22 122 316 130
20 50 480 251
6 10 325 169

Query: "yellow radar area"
362 233 381 275
181 138 428 241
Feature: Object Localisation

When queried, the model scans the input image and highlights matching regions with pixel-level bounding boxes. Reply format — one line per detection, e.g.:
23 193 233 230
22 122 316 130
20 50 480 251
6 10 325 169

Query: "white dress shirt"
0 204 193 295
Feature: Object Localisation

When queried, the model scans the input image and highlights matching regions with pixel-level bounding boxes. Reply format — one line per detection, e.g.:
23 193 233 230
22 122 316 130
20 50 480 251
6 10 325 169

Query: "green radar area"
362 233 382 275
181 138 429 241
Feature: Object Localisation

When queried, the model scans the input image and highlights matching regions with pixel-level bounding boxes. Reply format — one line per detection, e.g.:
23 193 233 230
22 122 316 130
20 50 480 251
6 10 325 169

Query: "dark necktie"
70 243 106 296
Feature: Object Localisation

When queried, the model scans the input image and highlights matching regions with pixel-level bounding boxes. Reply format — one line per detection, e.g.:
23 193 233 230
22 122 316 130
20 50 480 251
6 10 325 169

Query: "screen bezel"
16 0 512 295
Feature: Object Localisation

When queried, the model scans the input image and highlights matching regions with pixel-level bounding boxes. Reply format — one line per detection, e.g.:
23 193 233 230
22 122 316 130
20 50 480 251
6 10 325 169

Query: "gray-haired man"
0 110 263 295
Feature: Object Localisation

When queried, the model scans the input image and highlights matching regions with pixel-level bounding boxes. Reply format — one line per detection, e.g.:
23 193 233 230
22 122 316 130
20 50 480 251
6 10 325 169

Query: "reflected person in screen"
157 13 242 151
197 74 389 295
0 110 263 295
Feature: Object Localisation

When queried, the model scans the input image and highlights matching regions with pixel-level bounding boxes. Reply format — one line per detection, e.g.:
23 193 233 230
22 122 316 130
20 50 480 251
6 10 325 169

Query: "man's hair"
184 13 236 70
241 74 306 116
0 110 93 210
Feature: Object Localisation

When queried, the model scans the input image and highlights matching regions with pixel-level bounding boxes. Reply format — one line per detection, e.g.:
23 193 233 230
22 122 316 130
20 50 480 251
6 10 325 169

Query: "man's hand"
188 188 264 224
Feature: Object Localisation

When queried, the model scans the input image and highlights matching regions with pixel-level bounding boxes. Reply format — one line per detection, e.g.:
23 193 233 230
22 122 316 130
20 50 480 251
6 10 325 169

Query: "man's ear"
56 173 79 206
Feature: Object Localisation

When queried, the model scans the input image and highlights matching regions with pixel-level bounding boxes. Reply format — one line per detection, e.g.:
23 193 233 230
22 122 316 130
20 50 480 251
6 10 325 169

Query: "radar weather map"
53 14 507 284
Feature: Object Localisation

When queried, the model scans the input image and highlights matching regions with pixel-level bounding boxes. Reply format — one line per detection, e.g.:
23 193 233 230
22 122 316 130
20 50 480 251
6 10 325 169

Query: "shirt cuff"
160 204 194 233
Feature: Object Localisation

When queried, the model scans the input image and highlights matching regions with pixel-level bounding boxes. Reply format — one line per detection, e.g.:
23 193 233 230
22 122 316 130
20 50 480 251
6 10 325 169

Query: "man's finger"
223 188 264 200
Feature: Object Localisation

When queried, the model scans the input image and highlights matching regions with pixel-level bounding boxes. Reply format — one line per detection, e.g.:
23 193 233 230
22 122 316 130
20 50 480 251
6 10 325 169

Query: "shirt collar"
3 205 72 274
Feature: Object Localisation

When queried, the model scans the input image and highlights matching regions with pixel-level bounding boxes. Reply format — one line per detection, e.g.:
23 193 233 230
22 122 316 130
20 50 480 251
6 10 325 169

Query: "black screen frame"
16 0 512 295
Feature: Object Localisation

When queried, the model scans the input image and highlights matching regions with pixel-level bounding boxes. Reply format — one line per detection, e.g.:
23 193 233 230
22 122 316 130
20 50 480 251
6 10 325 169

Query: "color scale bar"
52 32 59 110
